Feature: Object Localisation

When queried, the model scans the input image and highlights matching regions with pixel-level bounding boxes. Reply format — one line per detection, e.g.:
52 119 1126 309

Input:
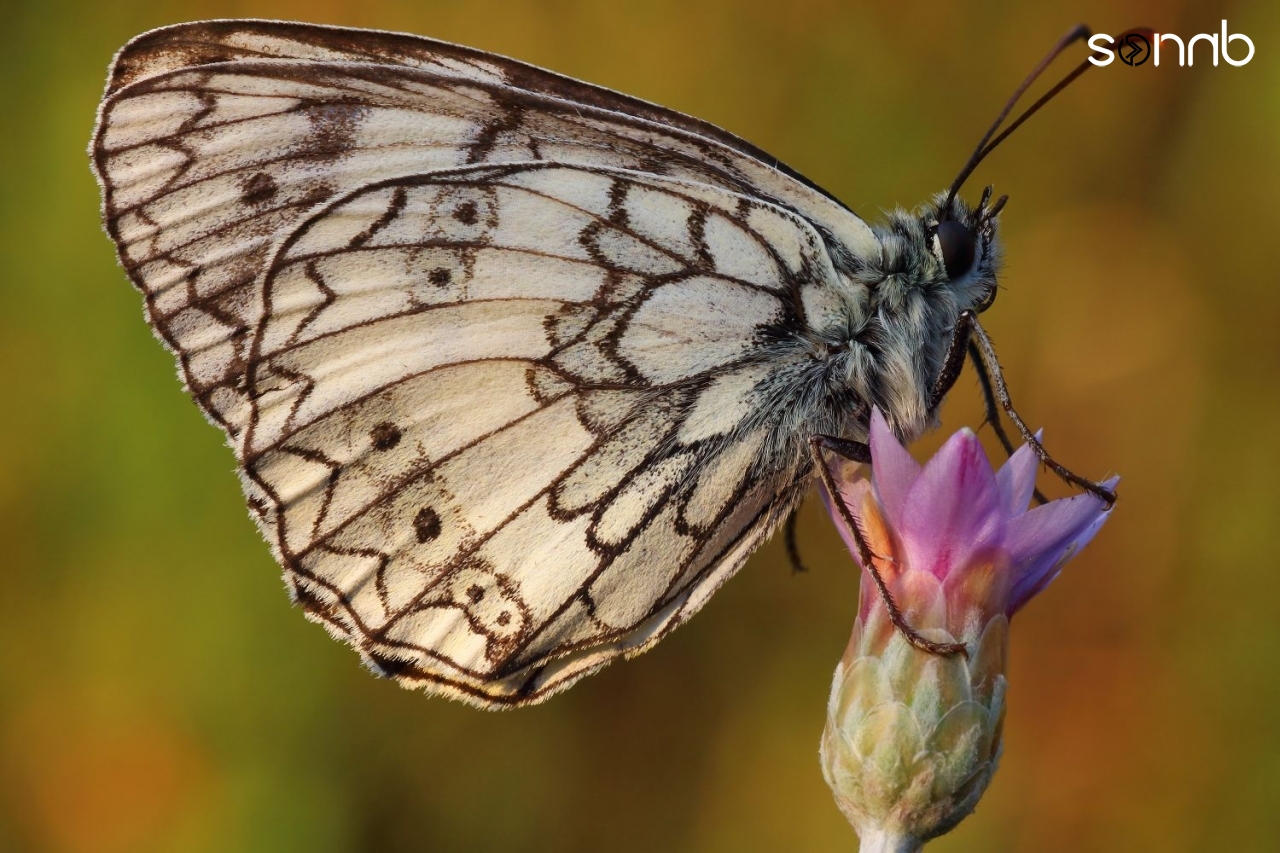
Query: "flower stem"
858 828 924 853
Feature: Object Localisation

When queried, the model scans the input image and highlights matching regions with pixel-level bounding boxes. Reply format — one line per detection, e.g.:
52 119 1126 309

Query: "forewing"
239 163 840 704
91 20 875 442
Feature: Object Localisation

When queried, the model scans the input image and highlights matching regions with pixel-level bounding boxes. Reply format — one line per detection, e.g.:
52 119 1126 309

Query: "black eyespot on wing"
241 172 278 205
453 201 478 225
370 422 401 451
936 220 976 279
414 507 441 543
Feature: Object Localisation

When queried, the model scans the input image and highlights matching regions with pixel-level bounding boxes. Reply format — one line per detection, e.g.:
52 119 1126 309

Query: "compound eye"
935 220 976 279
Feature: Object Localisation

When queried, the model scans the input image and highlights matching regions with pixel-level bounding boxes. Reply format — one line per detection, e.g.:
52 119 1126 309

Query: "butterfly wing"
92 21 872 705
245 162 849 703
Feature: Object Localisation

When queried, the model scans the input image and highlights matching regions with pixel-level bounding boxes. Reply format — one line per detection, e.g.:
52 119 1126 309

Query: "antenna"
942 26 1155 215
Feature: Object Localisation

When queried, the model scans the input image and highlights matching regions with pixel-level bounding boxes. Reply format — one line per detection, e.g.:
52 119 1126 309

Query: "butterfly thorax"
817 193 1002 446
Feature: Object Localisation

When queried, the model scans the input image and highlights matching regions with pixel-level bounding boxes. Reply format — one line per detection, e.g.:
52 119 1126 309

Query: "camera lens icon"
1118 33 1151 66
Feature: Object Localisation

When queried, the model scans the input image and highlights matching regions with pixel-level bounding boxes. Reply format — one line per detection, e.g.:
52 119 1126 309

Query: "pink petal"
869 408 922 532
899 428 1004 580
995 431 1041 517
1004 477 1118 613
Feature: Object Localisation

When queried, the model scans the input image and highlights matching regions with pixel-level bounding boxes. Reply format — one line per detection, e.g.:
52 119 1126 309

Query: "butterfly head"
857 186 1004 316
929 185 1006 312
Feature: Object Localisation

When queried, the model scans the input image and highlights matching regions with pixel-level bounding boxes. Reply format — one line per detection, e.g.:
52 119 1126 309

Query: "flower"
817 410 1116 852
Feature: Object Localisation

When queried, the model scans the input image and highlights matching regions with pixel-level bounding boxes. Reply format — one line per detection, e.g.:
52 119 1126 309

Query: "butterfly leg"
809 435 967 657
784 436 870 574
932 311 1054 504
927 310 975 412
963 312 1117 507
966 338 1019 458
967 339 1050 506
783 510 808 574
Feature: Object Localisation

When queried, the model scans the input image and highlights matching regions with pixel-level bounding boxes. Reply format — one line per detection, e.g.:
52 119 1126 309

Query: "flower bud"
818 411 1115 849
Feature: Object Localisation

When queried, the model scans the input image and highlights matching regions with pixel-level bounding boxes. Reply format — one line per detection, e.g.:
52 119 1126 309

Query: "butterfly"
91 19 1117 707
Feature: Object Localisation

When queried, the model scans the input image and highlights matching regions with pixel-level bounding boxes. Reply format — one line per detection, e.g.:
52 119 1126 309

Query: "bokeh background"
2 0 1276 850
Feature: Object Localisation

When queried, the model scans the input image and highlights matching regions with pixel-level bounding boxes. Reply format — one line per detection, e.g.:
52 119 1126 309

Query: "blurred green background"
2 0 1276 850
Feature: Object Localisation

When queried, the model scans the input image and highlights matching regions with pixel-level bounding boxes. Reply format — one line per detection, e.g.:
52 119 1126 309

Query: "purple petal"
995 431 1041 517
869 408 921 531
899 428 1004 580
1004 478 1117 613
